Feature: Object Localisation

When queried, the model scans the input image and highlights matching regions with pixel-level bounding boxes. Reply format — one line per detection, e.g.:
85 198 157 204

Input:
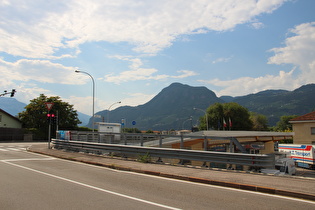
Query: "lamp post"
75 69 95 132
182 116 193 130
193 107 208 131
107 101 121 122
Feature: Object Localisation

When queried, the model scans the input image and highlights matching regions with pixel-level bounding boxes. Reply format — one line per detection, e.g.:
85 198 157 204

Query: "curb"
28 148 315 202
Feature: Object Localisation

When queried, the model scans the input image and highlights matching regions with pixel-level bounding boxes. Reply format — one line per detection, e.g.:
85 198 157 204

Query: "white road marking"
1 157 56 162
49 154 315 205
0 145 26 152
7 148 22 151
3 160 181 210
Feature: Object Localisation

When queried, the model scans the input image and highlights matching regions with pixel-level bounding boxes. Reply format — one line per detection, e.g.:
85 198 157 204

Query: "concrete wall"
292 122 315 144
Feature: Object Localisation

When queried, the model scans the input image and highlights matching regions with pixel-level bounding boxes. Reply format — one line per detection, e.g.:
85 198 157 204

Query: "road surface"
1 142 315 209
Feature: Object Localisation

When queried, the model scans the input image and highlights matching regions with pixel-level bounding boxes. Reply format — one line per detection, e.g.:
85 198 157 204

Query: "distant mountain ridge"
0 97 26 117
94 83 224 130
90 83 315 130
230 84 315 125
2 83 314 130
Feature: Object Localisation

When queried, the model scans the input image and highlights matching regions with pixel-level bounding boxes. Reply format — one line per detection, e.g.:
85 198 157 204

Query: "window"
311 127 315 135
0 115 2 122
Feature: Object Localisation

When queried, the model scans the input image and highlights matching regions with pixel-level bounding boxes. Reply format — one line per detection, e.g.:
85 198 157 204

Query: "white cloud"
103 56 197 84
200 69 297 96
212 56 233 64
66 95 95 116
119 92 155 107
268 22 315 84
199 22 315 96
250 21 265 29
66 92 154 115
0 0 287 58
0 58 85 84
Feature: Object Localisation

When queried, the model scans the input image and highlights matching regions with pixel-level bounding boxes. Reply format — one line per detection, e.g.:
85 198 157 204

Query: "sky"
1 0 315 116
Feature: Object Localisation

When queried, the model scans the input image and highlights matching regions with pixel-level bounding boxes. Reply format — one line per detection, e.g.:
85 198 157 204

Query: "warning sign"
45 102 54 111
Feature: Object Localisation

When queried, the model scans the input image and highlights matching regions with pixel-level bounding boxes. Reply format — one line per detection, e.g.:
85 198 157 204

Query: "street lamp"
75 69 95 132
107 101 121 122
182 116 193 130
193 107 208 131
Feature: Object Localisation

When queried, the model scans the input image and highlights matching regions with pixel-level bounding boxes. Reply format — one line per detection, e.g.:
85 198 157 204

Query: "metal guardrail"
51 139 275 168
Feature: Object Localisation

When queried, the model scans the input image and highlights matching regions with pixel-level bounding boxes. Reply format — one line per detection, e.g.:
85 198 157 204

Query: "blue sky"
1 0 315 116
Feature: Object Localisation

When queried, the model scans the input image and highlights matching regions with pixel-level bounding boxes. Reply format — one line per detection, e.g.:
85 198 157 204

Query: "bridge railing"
52 131 275 170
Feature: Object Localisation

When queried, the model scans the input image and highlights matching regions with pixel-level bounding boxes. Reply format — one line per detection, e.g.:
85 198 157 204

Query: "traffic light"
10 89 16 97
51 114 57 125
46 113 57 125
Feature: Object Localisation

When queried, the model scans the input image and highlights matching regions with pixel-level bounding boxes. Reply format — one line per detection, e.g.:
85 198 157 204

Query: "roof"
290 111 315 122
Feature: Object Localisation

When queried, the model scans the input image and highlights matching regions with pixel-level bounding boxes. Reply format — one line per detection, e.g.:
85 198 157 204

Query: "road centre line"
1 157 56 162
3 161 181 210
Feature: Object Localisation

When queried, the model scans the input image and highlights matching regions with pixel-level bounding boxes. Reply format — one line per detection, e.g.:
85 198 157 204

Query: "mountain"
90 83 315 130
76 112 91 126
0 97 90 126
0 97 26 117
230 84 315 126
2 83 314 130
91 83 224 130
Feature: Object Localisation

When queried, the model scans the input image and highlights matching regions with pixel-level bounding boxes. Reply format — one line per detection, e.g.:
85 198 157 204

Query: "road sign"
132 121 136 125
45 102 54 111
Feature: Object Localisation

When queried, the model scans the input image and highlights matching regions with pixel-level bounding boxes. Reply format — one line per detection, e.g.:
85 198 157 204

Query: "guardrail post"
110 134 113 144
156 134 163 163
180 134 184 149
202 136 208 167
159 134 162 148
123 133 127 145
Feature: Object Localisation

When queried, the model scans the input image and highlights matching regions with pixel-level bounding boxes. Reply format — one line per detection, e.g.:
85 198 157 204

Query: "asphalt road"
1 142 315 210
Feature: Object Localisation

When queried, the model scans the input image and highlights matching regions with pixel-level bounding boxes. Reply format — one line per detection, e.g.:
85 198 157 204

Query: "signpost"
45 102 54 149
45 102 54 111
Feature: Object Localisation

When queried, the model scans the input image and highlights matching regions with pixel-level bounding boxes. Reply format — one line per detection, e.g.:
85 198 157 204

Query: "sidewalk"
28 144 315 201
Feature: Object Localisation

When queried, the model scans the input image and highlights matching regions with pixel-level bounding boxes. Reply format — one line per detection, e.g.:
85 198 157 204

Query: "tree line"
18 95 296 139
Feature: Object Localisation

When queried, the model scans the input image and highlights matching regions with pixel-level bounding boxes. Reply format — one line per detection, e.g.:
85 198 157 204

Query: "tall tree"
199 102 253 131
274 115 298 132
250 112 268 131
18 94 81 139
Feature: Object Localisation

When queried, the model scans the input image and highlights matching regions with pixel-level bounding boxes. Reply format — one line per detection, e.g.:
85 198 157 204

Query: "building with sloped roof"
0 108 27 141
0 108 22 128
289 111 315 144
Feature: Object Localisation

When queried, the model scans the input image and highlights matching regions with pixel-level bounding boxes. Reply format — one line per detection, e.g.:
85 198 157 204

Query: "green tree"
18 94 81 139
274 115 298 132
122 127 142 133
199 102 253 131
250 112 268 131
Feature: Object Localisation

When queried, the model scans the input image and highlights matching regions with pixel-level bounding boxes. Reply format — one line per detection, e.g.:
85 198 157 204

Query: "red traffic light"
51 114 55 117
47 114 51 117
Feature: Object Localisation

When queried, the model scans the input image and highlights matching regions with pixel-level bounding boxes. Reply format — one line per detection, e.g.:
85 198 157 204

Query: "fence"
52 131 275 169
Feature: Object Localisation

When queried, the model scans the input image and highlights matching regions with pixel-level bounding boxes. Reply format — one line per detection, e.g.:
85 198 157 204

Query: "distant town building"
290 111 315 145
0 108 27 141
0 108 22 128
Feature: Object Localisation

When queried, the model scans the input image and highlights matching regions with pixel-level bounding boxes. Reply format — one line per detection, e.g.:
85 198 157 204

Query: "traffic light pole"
0 89 16 97
48 122 51 149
